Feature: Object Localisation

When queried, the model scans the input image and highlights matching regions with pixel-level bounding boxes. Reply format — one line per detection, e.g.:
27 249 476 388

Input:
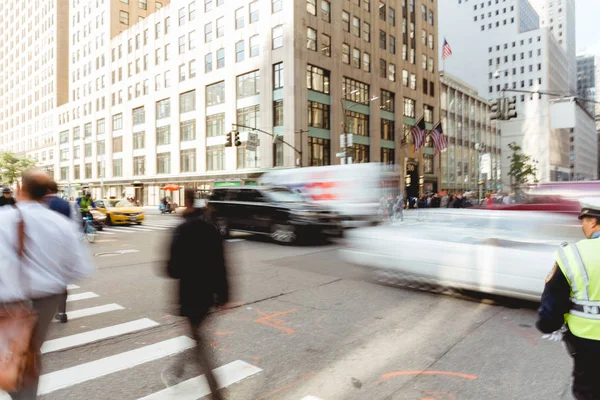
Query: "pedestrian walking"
44 180 72 324
394 194 404 221
0 187 16 207
164 188 229 400
537 198 600 400
0 170 93 399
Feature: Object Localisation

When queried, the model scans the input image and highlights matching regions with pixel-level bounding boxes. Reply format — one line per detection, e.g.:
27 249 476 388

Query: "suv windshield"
264 188 303 203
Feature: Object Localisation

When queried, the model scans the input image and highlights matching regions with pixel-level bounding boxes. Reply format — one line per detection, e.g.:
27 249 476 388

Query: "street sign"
340 134 346 148
246 132 259 151
336 152 347 158
346 133 353 147
340 133 352 148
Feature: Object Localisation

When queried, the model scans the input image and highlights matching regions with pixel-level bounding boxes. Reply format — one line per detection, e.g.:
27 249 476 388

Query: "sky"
576 0 600 54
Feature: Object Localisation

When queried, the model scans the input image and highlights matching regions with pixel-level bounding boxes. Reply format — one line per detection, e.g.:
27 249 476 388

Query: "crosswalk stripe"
103 227 138 233
67 284 80 290
42 318 160 354
97 230 116 235
126 225 167 231
302 397 324 400
53 303 124 322
37 336 196 396
138 360 262 400
67 292 99 302
143 222 179 228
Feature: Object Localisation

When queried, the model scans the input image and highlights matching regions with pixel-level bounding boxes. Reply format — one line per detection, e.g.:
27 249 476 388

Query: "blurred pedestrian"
0 187 16 207
44 180 72 323
537 199 600 400
430 193 441 208
394 193 404 221
163 188 229 399
451 193 463 208
0 170 93 399
503 193 512 205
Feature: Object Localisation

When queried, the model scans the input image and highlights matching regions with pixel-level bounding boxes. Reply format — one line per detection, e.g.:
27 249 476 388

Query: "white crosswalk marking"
97 230 116 235
67 284 80 290
127 225 167 231
67 292 99 302
42 318 159 354
302 397 324 400
138 360 263 400
37 336 196 395
103 227 138 233
53 303 124 322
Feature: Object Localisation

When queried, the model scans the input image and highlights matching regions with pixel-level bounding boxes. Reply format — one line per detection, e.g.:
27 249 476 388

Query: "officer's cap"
2 187 11 194
578 198 600 220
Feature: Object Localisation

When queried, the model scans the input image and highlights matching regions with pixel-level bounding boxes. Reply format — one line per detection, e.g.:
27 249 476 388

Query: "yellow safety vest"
555 239 600 340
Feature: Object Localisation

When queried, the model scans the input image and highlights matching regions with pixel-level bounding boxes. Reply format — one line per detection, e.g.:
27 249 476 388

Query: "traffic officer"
0 187 16 207
537 198 600 400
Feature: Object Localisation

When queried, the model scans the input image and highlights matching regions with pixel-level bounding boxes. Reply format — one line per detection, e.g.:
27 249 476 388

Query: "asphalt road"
17 213 576 400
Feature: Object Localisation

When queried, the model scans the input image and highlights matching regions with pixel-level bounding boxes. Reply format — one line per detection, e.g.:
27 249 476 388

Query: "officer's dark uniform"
0 188 16 207
537 205 600 400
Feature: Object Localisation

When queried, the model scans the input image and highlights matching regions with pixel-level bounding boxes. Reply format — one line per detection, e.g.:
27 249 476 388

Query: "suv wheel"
216 219 229 238
271 223 297 244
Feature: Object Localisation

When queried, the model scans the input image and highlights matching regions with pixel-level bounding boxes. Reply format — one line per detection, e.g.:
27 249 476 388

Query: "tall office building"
439 0 597 186
15 0 440 204
577 55 596 116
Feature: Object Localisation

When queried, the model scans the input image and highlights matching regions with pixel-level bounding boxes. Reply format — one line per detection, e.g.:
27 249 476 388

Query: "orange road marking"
215 331 235 335
382 371 477 380
254 308 297 335
255 372 316 400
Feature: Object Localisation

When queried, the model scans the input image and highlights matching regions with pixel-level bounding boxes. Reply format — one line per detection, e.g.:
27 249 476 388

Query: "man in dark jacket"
165 188 229 399
44 180 72 323
0 187 16 207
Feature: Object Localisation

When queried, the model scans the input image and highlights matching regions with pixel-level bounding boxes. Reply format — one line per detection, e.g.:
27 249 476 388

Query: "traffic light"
234 131 242 147
225 132 233 147
490 99 502 121
505 96 517 120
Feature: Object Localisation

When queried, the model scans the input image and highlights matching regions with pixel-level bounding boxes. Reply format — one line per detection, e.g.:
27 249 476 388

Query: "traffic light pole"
230 124 304 167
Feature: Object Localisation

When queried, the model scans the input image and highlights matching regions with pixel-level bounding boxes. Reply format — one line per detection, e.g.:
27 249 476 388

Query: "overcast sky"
576 0 600 54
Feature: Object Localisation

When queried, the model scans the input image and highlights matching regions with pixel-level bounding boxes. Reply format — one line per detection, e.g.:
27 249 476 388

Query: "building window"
352 17 361 37
207 145 225 171
205 0 213 11
157 153 171 174
119 11 129 25
85 163 93 179
379 3 386 20
156 126 171 146
217 48 225 68
216 17 224 38
307 65 330 94
112 136 123 154
321 0 331 22
308 137 330 166
205 53 213 72
381 148 395 165
307 0 317 15
97 119 105 135
179 36 186 54
250 1 259 23
205 22 212 42
381 119 395 140
156 99 171 119
237 105 261 132
379 59 387 78
272 25 283 49
206 81 225 106
189 1 197 20
112 113 123 130
345 111 369 136
236 7 245 29
410 73 416 90
308 101 330 129
189 60 197 79
390 36 396 54
84 123 92 138
60 149 69 162
180 149 196 173
179 7 186 26
342 77 370 104
273 0 283 13
85 143 93 157
363 52 371 72
74 146 81 160
206 113 225 137
342 11 350 32
389 64 396 82
60 167 69 181
180 64 187 82
60 130 69 144
274 100 284 126
236 40 245 62
404 98 415 118
273 63 284 89
424 105 434 123
342 43 350 64
352 48 361 68
307 28 317 51
180 91 196 114
237 70 261 98
133 156 145 176
133 131 145 149
133 107 145 125
250 35 260 57
381 90 394 112
379 30 386 49
349 144 369 163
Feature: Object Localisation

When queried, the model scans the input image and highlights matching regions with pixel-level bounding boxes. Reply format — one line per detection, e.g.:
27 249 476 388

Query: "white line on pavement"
37 336 196 395
97 230 116 235
103 227 138 233
226 239 245 243
137 360 262 400
301 397 324 400
42 318 160 354
53 304 124 322
126 225 167 231
142 222 179 228
66 284 80 290
66 292 99 302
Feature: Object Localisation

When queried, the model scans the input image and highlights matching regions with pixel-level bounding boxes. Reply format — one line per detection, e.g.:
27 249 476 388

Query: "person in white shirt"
0 170 94 400
503 193 512 205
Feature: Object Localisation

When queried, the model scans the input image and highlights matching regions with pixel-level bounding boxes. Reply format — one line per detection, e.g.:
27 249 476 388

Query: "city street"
6 213 574 400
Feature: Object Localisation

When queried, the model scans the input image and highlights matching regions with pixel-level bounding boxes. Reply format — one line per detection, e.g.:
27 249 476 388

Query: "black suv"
207 186 340 244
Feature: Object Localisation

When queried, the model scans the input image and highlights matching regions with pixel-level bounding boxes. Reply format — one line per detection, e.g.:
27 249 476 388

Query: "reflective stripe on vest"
558 244 589 300
571 300 600 320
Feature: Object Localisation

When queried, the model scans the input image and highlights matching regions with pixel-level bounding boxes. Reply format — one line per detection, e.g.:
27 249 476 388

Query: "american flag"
411 117 427 149
430 122 448 154
442 38 453 60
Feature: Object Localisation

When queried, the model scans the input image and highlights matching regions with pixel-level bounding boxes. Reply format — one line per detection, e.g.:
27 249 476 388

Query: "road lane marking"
42 318 160 354
227 239 245 243
66 292 99 302
67 284 80 290
302 397 324 400
103 227 138 233
137 360 262 400
53 303 124 322
37 336 196 395
96 231 116 235
127 225 168 230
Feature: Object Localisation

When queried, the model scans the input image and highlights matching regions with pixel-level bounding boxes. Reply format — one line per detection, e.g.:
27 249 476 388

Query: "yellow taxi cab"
94 198 145 226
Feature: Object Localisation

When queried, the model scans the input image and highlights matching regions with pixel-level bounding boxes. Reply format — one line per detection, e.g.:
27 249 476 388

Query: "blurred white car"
340 209 582 301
